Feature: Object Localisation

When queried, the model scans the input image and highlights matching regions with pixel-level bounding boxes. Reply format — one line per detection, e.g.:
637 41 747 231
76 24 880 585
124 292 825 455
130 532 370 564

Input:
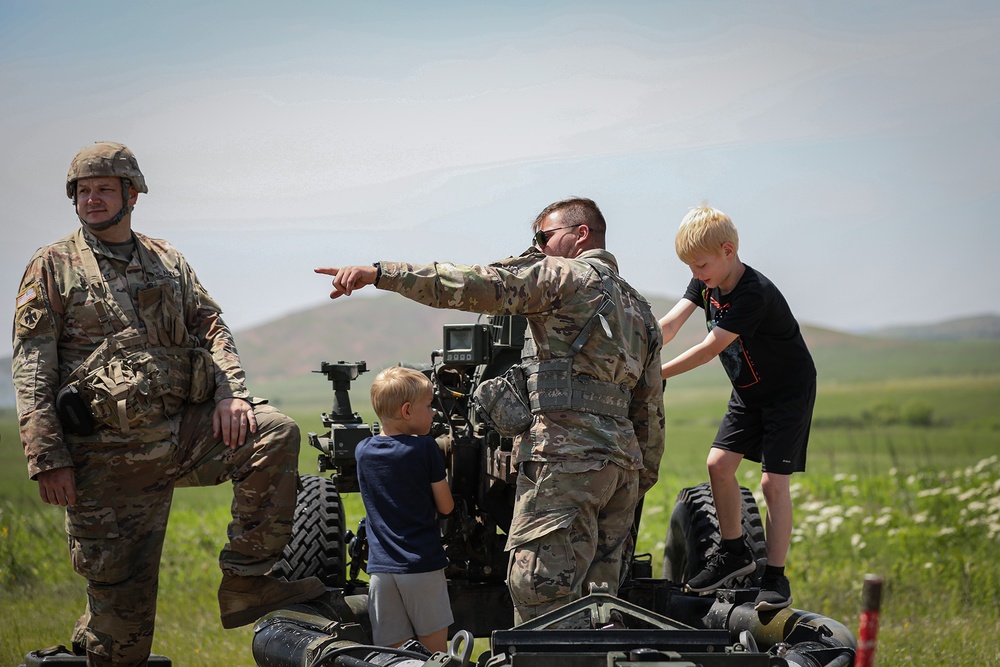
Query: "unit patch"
17 305 47 333
15 282 52 337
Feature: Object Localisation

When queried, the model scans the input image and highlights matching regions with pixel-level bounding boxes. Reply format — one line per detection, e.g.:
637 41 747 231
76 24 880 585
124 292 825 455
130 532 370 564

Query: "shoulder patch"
15 280 54 338
18 306 42 330
16 303 52 337
16 285 38 309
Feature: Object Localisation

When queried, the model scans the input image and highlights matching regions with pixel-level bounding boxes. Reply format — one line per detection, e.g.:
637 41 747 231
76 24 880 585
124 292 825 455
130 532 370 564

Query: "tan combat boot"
218 573 326 629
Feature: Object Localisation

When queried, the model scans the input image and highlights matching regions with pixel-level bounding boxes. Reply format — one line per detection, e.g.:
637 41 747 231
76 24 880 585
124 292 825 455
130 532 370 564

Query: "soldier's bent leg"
174 402 301 574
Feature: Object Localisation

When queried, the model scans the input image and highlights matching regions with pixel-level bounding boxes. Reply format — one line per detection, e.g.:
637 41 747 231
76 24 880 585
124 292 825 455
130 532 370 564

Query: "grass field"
2 373 999 666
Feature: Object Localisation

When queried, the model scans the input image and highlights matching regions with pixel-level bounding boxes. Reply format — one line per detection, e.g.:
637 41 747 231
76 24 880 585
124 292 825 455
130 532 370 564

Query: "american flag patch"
16 285 38 309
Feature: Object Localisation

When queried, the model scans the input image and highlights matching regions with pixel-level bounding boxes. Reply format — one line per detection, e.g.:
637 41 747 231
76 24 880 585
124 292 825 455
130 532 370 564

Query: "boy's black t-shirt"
683 264 816 407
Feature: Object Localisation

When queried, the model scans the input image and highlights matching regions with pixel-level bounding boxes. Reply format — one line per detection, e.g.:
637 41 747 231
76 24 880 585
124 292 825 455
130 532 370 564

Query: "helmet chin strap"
75 178 132 232
79 204 129 232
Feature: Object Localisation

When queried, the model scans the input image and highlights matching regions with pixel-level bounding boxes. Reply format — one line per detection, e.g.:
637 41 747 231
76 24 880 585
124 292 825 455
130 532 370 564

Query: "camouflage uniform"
377 248 664 623
12 225 300 665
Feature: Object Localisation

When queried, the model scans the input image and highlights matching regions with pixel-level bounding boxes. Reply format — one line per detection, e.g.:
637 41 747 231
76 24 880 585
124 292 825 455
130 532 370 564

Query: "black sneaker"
754 573 792 611
683 547 756 594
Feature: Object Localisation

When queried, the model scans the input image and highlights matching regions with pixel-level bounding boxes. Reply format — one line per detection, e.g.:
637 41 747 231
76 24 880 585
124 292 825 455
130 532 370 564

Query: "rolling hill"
3 295 999 410
867 314 1000 341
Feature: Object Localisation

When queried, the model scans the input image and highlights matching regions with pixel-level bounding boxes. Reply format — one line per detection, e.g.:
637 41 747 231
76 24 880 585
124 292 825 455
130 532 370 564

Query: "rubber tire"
662 482 767 587
272 473 347 588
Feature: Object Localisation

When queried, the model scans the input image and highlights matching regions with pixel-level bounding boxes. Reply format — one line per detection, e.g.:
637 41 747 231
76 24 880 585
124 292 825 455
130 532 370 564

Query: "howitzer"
264 314 856 667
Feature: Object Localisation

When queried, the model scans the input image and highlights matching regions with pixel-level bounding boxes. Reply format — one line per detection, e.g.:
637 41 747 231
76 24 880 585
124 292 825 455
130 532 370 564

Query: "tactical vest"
58 230 215 434
521 259 651 420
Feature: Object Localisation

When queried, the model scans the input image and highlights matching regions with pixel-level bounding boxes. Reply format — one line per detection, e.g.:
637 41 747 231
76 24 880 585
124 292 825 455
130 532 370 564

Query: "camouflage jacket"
12 226 249 479
378 248 665 495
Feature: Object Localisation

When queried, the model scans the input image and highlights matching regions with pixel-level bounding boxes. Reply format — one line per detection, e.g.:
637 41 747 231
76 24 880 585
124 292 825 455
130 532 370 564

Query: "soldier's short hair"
675 205 739 264
370 366 434 422
532 197 607 241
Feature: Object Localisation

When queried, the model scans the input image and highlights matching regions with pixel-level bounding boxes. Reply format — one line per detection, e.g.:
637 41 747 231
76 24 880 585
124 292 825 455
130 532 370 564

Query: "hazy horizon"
3 1 999 351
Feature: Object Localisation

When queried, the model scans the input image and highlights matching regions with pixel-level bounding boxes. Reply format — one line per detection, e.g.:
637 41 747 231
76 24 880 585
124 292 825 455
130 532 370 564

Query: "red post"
855 574 884 667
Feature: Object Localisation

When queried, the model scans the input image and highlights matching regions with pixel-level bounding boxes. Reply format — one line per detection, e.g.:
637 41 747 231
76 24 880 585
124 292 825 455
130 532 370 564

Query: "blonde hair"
370 366 434 422
675 205 739 264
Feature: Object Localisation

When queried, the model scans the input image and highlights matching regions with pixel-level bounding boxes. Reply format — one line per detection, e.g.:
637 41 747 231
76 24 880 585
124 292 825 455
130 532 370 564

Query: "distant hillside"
868 314 1000 341
233 293 689 407
4 304 1000 410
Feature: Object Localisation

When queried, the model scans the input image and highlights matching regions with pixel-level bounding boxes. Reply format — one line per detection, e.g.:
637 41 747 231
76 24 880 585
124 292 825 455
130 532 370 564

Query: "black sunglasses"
532 224 583 248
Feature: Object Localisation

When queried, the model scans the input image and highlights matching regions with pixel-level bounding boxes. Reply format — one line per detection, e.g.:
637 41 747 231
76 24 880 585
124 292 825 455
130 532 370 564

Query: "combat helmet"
67 141 147 231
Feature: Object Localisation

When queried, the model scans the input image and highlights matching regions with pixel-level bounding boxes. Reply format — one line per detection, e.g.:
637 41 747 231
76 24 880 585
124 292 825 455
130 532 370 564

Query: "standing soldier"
11 141 324 665
316 197 665 624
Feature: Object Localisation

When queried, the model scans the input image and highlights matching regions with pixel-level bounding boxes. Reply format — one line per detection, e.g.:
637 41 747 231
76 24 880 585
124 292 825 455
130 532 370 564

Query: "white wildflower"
958 488 980 502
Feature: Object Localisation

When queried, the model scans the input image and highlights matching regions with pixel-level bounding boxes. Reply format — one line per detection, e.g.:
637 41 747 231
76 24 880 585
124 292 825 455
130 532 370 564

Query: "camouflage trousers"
65 401 300 666
505 461 639 625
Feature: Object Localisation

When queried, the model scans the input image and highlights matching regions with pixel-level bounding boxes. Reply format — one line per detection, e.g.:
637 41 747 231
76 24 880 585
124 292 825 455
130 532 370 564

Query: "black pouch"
56 385 95 436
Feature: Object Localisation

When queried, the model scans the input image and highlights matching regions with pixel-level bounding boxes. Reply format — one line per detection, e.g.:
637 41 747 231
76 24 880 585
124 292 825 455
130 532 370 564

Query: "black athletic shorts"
712 379 816 475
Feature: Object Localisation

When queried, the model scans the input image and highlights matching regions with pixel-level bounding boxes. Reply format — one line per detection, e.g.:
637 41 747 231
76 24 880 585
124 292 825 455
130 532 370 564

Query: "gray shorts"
369 569 454 646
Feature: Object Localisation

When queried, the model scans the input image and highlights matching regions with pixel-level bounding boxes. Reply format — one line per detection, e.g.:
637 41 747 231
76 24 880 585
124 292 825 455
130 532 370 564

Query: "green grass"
3 375 1000 666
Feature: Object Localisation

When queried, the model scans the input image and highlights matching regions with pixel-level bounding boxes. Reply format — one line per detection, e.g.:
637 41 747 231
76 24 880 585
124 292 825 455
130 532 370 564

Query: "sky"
2 0 999 350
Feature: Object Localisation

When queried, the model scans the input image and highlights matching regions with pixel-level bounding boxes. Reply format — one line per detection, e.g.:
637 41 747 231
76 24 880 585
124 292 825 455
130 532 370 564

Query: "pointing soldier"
317 197 665 624
11 142 324 665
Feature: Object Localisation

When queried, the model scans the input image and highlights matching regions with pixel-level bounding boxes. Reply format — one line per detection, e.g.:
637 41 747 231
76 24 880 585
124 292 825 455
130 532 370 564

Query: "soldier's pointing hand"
315 265 378 299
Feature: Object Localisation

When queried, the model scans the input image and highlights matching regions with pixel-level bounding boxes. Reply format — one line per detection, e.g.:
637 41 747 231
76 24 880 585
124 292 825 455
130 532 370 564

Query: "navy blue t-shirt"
355 434 449 574
683 264 816 407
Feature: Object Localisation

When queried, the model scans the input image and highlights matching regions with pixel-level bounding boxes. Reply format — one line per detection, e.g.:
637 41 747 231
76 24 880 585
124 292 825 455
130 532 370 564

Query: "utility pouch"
474 364 532 437
56 385 95 436
188 348 216 404
138 282 187 347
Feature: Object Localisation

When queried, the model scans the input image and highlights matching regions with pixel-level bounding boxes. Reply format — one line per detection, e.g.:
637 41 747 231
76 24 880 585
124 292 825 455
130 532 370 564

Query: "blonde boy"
356 366 455 652
659 206 816 611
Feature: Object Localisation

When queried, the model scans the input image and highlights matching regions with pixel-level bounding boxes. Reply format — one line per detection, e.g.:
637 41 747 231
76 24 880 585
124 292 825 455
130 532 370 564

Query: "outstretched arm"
658 298 697 345
314 265 379 299
661 326 738 379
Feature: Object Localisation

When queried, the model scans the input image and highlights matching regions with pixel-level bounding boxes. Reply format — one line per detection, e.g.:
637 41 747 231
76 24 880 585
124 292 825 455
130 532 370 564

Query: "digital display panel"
447 327 474 351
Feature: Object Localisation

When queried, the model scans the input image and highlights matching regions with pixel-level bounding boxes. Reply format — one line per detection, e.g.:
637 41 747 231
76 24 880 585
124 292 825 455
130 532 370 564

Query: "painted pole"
855 574 884 667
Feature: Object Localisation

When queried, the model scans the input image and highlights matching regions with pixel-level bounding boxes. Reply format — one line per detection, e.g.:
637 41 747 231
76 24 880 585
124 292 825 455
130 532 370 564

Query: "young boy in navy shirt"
356 366 455 652
658 205 816 611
